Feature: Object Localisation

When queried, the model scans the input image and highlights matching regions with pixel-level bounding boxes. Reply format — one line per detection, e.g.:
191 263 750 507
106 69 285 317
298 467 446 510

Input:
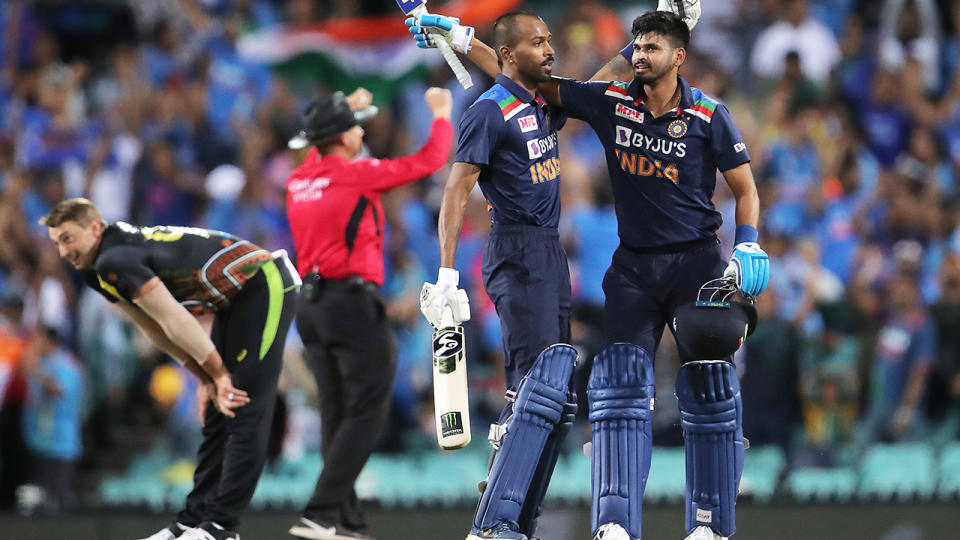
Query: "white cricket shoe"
593 523 634 540
683 526 728 540
138 521 189 540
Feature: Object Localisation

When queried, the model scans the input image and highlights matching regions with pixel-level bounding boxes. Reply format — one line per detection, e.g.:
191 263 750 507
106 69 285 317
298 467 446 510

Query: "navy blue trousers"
482 224 572 393
603 237 726 359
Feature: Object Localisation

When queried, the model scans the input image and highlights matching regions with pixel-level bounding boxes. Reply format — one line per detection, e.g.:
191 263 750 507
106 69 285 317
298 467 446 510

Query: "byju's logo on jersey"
615 103 644 124
616 126 633 147
733 142 747 153
518 115 539 133
527 133 558 160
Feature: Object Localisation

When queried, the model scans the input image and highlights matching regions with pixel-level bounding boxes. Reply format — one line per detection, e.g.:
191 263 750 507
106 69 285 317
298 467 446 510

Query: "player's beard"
634 59 673 86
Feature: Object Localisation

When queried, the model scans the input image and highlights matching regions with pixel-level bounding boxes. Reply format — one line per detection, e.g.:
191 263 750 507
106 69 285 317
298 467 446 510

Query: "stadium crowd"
0 0 959 512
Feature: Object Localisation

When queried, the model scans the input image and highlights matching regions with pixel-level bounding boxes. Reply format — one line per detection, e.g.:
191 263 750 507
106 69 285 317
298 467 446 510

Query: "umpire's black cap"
287 91 378 150
672 300 758 360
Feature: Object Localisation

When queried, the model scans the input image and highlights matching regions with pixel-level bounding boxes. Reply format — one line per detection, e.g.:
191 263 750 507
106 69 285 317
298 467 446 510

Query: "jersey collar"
628 75 694 117
495 74 547 107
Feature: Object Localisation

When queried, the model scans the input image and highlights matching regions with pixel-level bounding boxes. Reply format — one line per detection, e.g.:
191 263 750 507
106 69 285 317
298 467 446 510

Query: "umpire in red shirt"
285 87 453 540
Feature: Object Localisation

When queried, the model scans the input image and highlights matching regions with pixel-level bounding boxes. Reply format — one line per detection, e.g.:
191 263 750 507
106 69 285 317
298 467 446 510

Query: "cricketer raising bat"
431 306 471 450
396 0 474 89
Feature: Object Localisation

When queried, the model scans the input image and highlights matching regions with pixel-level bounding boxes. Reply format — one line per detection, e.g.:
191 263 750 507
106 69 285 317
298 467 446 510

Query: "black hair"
631 10 689 49
492 10 542 67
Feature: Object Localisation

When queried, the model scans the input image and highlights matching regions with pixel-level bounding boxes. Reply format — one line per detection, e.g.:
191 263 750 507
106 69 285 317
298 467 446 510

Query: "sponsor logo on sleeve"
615 103 644 124
518 115 539 133
733 142 747 153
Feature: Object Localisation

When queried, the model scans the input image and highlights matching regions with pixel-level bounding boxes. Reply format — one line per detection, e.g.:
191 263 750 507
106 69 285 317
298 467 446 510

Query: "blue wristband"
734 225 758 245
619 41 633 63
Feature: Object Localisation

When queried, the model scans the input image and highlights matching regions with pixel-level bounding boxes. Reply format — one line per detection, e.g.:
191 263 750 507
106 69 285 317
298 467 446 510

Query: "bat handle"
410 5 473 90
439 304 455 328
434 38 473 89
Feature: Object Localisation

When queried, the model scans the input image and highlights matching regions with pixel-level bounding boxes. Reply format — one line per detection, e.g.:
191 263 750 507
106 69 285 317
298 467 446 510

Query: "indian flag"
237 0 522 102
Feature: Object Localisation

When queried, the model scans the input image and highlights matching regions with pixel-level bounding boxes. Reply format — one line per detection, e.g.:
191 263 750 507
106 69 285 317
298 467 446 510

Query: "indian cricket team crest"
668 118 688 138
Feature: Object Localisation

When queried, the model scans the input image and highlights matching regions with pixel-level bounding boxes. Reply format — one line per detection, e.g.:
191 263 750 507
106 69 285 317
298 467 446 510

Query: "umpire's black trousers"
296 276 397 529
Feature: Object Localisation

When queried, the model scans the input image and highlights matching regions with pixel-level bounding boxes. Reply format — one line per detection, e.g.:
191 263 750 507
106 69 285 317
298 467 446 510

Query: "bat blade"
432 323 471 450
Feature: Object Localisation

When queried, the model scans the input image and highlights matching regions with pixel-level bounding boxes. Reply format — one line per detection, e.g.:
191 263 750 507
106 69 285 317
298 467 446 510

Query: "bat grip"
439 304 455 328
434 38 473 89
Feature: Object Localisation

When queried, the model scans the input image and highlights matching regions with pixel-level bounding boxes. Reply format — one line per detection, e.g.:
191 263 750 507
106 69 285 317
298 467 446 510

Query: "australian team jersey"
558 75 750 249
455 74 567 228
82 222 272 314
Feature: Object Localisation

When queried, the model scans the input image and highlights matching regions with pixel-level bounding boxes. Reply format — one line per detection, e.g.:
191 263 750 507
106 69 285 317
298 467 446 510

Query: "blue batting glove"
724 242 770 298
404 14 473 54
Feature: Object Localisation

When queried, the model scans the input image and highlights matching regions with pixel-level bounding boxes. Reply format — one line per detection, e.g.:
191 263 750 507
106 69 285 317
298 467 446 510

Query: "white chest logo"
518 115 538 133
615 103 644 124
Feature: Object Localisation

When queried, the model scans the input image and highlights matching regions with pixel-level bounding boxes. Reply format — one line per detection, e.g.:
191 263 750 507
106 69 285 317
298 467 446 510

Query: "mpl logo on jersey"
615 103 644 124
517 114 539 133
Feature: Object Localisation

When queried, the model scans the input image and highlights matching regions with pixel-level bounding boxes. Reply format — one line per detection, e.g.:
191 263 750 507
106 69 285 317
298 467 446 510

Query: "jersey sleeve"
557 78 609 121
351 117 454 192
93 246 156 302
710 104 751 172
453 99 503 166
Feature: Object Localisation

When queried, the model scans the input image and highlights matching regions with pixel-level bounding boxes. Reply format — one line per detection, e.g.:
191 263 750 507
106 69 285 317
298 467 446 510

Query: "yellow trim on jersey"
96 273 124 301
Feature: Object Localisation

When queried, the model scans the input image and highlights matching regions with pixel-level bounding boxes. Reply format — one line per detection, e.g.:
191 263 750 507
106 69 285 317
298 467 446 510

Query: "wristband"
734 224 758 245
619 41 633 63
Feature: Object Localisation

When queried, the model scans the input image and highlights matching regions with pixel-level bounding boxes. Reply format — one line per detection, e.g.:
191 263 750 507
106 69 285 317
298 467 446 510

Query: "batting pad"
517 390 577 535
589 343 654 539
474 344 578 531
677 360 744 537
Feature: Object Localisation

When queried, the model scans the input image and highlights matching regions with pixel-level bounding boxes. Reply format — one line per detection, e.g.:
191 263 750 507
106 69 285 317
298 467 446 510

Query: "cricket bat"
431 307 471 450
396 0 474 89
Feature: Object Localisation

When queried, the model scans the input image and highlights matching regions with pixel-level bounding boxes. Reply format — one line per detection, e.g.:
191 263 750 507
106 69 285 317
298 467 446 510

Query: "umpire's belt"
305 273 378 296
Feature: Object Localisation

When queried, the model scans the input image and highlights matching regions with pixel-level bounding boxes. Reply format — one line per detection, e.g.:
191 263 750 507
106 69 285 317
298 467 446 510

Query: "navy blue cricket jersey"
558 76 750 249
455 74 567 228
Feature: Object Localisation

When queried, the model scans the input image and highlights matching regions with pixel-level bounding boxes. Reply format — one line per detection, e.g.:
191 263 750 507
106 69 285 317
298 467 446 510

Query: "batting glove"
724 243 770 298
657 0 701 30
405 14 474 54
420 267 471 328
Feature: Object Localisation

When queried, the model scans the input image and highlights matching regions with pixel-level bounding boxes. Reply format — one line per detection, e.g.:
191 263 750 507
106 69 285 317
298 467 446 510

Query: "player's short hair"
39 197 104 228
492 10 542 67
631 10 689 49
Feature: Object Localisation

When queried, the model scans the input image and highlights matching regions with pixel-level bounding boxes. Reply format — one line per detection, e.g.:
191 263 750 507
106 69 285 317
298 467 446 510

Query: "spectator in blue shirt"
21 326 85 510
865 270 936 442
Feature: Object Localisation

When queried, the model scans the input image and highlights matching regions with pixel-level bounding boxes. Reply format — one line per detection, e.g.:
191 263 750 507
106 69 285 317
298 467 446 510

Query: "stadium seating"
858 442 937 501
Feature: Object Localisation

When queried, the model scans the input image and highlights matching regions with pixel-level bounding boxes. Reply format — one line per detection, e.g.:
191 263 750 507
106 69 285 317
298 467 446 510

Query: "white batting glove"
657 0 701 30
420 267 471 328
405 14 475 54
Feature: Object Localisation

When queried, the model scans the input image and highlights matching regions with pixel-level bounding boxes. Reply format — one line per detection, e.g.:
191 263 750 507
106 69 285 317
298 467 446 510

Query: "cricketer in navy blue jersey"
416 12 578 540
557 76 749 250
410 6 767 540
455 73 567 228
